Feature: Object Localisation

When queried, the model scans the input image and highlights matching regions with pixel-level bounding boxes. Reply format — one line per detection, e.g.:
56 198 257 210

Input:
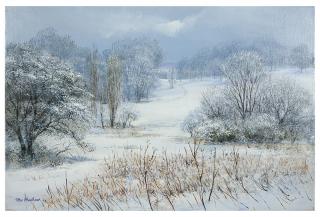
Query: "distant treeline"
176 40 314 79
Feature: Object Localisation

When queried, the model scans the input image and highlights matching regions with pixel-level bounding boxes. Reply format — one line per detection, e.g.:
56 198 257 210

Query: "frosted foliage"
5 44 91 157
200 87 234 120
221 51 265 120
181 110 206 138
29 27 77 60
242 114 281 143
183 57 313 144
261 77 313 143
108 38 163 102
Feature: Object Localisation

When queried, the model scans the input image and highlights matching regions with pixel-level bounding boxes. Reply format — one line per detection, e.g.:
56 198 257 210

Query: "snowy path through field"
83 78 221 158
135 79 216 136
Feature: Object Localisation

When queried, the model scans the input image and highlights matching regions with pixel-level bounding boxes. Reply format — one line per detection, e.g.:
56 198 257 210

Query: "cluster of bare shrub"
183 51 314 144
99 103 138 129
39 144 313 210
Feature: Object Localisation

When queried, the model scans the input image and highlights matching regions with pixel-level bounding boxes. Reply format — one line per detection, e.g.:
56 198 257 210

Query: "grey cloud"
6 6 314 62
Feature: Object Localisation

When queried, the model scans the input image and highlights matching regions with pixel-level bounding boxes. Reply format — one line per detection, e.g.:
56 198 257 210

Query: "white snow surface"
5 68 315 210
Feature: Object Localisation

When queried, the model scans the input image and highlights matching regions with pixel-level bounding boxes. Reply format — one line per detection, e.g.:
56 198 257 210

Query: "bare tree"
259 40 286 71
99 95 105 128
106 55 122 128
221 51 266 120
200 87 233 120
168 67 175 89
290 44 312 73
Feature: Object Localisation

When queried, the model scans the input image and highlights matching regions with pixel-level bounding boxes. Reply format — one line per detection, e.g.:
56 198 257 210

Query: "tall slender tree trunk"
100 112 105 128
110 108 115 128
100 100 105 129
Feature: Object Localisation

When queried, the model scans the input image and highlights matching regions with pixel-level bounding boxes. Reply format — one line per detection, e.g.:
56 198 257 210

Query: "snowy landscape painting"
5 6 315 211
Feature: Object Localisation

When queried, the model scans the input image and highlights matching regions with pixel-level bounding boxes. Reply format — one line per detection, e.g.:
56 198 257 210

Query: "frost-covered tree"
262 78 309 125
29 28 94 81
194 75 313 144
106 55 122 128
221 51 266 120
258 40 286 71
105 38 163 102
200 88 234 120
176 58 188 80
5 44 91 159
29 27 77 60
290 44 312 72
262 77 313 143
87 49 99 116
168 67 176 89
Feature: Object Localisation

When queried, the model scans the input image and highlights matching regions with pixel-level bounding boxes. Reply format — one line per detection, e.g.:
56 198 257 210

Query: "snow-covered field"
5 68 315 211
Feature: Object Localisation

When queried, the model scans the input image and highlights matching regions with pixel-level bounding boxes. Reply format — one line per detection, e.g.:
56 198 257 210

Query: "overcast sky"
6 7 314 62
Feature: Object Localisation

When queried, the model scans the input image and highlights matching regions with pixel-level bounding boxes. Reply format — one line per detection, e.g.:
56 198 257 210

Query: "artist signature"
15 195 41 202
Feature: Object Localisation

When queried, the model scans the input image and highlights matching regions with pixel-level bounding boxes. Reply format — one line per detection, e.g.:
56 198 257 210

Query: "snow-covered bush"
117 104 138 128
181 109 205 138
242 114 282 143
195 119 239 143
261 77 313 143
182 110 239 144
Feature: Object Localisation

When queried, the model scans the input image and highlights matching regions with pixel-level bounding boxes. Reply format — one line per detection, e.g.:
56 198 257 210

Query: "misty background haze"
6 6 314 63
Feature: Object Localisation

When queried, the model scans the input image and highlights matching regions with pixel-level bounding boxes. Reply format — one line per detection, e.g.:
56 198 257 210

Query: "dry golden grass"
40 144 314 211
